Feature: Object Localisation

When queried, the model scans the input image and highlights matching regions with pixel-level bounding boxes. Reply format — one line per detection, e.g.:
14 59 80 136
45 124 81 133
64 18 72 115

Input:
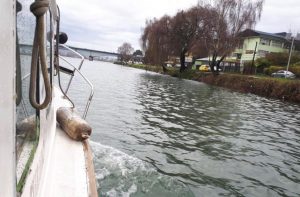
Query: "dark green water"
64 58 300 197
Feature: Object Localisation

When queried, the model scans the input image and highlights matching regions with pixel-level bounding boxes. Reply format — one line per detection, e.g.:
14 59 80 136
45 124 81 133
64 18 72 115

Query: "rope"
29 0 52 110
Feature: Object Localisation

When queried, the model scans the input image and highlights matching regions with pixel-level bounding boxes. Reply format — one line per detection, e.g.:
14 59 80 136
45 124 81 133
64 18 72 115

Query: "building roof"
239 29 300 51
239 29 288 41
69 46 120 56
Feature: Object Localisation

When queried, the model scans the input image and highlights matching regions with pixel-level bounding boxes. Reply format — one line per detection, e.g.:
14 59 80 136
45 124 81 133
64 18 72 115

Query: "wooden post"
83 140 98 197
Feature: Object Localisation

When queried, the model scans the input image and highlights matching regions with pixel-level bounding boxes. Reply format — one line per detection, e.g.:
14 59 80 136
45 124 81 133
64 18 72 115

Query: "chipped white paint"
0 0 16 196
45 126 88 197
17 141 35 183
42 88 88 197
0 0 90 195
21 87 89 197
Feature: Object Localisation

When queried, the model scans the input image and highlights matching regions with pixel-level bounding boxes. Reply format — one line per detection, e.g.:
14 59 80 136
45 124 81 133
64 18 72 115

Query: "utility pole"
286 36 295 73
251 42 258 75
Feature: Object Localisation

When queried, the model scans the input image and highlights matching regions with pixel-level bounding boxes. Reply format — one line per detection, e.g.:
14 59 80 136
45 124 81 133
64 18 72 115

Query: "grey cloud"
58 0 300 52
256 0 300 33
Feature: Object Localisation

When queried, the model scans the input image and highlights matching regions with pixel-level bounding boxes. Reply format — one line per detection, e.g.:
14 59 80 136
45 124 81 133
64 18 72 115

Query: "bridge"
69 46 119 61
20 44 120 62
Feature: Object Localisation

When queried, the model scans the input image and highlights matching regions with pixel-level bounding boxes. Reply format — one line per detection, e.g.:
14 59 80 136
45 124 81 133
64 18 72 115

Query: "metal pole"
286 37 295 72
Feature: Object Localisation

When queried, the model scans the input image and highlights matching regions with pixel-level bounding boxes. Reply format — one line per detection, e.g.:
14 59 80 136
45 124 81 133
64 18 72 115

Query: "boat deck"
45 125 88 197
20 88 97 197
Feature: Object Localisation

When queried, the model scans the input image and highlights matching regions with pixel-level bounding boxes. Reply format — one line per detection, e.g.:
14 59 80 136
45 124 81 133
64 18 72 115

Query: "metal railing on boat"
58 44 94 119
21 44 94 119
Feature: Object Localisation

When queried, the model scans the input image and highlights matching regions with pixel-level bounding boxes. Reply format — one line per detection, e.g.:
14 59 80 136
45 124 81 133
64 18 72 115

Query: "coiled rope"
29 0 52 109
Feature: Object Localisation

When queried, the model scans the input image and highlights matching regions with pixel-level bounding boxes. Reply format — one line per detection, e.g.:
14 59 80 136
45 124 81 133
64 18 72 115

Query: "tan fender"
57 107 92 141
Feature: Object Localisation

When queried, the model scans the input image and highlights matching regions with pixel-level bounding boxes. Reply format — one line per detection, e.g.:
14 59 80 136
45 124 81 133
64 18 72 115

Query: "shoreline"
120 63 300 104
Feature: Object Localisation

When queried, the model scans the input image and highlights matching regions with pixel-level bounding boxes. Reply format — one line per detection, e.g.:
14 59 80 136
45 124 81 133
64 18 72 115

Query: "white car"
271 70 296 78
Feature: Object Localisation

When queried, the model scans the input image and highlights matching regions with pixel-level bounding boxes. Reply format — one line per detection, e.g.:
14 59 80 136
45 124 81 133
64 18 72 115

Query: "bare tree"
141 15 172 66
201 0 264 74
118 42 134 62
168 6 208 72
141 0 264 74
141 7 210 72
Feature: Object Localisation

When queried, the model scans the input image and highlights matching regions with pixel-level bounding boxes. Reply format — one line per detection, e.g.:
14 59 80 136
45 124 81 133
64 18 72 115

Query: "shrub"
243 61 256 75
265 52 300 66
293 61 300 66
265 53 289 66
263 65 300 78
264 65 284 75
289 66 300 78
200 74 300 103
255 57 271 73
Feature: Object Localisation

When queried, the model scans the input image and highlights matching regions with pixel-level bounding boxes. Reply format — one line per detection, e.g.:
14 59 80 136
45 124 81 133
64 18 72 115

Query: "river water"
64 58 300 197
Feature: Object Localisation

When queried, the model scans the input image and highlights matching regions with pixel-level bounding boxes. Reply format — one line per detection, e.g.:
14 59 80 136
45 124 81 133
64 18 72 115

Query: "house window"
272 40 283 48
260 38 270 46
233 53 242 59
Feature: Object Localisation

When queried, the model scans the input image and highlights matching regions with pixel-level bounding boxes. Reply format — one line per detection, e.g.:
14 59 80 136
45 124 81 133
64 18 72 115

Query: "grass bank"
123 63 300 103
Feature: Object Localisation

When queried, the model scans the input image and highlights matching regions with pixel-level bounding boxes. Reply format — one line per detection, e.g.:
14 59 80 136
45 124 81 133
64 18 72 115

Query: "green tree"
133 50 143 56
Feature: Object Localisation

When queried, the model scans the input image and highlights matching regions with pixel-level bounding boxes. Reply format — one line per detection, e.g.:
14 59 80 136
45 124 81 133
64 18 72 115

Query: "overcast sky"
58 0 300 52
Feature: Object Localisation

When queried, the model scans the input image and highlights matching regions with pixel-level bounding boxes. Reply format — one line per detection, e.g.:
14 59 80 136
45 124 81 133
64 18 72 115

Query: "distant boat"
89 55 94 61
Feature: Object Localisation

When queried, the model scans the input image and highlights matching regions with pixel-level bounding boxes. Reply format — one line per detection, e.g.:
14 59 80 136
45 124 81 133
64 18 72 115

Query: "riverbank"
122 63 300 103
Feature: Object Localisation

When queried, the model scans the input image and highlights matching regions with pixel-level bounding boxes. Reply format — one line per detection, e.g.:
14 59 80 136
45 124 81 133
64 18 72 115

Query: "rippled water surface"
64 59 300 197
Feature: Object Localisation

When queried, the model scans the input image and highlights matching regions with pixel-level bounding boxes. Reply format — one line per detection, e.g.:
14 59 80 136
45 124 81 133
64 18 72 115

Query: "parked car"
199 65 210 72
271 70 296 78
214 66 222 72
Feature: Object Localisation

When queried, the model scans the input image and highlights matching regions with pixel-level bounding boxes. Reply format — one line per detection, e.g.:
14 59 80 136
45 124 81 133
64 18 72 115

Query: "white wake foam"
90 141 193 197
90 141 153 176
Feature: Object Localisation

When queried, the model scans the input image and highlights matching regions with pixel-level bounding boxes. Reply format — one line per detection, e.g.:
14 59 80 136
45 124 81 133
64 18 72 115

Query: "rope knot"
30 0 50 17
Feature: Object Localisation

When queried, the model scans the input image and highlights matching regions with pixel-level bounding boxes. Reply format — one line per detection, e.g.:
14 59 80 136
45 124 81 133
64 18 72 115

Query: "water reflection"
66 59 300 196
133 73 300 196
